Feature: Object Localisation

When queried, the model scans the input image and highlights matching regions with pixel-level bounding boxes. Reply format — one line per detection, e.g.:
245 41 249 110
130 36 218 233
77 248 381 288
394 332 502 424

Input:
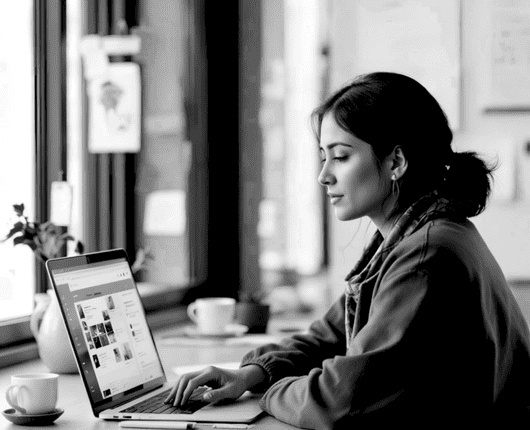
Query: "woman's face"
318 113 392 227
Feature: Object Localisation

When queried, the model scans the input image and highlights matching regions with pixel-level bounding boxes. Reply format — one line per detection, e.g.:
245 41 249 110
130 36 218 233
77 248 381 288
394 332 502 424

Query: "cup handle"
187 302 198 324
6 385 27 414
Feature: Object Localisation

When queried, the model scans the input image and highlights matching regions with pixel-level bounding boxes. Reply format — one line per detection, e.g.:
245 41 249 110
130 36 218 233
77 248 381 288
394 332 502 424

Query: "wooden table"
0 317 314 430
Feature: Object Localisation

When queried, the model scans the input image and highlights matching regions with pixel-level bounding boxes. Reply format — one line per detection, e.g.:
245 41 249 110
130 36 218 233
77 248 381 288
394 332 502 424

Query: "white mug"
187 297 236 334
5 373 59 415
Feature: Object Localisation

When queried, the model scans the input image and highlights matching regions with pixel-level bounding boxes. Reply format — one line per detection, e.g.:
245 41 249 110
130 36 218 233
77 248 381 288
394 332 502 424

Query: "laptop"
45 248 265 424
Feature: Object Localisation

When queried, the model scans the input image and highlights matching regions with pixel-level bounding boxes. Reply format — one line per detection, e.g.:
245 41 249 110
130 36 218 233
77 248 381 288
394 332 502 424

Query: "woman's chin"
334 209 354 221
334 206 365 222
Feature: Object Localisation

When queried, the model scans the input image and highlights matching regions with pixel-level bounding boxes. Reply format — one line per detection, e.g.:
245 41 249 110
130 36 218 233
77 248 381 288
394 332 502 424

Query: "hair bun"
443 151 497 217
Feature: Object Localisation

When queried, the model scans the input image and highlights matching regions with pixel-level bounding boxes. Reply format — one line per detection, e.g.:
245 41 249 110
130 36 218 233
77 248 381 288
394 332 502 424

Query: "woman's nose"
318 163 334 186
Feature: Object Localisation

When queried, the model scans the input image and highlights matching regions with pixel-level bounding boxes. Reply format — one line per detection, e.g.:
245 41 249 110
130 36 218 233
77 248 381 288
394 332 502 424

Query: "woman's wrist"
241 364 268 391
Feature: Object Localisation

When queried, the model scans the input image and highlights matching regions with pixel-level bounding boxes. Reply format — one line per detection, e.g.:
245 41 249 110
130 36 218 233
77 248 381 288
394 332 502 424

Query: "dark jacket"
240 217 530 428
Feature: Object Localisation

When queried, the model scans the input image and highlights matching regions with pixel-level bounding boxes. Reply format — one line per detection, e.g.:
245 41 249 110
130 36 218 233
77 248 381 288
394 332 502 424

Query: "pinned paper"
88 63 141 153
143 190 186 236
50 182 72 227
80 34 141 81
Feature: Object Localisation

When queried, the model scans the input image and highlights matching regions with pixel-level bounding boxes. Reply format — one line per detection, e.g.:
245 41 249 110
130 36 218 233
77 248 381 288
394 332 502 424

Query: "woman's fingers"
180 367 221 406
203 387 236 406
173 373 194 406
164 379 180 403
165 367 220 407
164 366 245 407
164 370 200 405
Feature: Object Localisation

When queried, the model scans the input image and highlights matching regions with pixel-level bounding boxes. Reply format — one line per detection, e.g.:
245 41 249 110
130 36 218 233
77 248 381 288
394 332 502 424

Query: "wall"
328 0 530 300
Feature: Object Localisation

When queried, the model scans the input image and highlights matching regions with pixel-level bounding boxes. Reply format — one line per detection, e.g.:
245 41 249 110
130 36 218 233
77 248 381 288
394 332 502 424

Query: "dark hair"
311 72 496 218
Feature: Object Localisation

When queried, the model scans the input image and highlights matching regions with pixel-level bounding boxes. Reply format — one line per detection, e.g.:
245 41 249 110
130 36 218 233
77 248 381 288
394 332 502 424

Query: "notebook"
45 248 265 424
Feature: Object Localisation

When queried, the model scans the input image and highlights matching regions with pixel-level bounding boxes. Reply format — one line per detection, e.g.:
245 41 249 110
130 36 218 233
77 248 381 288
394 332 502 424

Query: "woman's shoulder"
403 216 480 248
393 216 491 266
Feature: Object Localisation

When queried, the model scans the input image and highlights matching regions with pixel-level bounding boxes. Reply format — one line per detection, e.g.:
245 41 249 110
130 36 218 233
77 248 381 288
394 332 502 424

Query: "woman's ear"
387 146 408 179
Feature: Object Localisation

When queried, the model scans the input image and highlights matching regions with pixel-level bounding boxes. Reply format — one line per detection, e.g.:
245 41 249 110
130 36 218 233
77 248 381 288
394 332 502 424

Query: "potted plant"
236 288 271 334
2 203 153 273
1 203 153 373
1 203 85 373
2 203 85 262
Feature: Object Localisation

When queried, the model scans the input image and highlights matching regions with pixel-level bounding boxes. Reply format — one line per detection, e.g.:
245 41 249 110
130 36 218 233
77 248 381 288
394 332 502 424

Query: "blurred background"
2 0 530 350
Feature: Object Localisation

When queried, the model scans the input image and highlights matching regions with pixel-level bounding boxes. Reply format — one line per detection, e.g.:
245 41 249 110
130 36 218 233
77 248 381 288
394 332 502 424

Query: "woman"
165 72 530 426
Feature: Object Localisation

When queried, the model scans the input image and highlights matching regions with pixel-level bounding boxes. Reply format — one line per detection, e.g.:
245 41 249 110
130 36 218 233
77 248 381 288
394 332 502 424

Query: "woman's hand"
164 364 267 407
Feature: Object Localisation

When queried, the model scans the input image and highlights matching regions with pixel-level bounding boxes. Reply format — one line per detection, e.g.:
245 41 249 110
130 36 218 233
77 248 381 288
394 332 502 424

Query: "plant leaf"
1 222 24 242
35 250 47 263
13 204 24 217
41 222 55 233
75 241 84 255
23 239 38 251
24 224 36 237
13 235 26 246
59 233 74 242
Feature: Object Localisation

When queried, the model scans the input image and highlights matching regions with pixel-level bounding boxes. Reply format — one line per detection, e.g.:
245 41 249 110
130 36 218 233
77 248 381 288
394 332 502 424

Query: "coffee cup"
5 373 59 415
187 297 236 334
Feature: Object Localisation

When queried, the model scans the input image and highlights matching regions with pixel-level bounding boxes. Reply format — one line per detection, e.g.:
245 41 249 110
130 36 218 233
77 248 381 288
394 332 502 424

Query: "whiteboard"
483 0 530 111
346 0 462 131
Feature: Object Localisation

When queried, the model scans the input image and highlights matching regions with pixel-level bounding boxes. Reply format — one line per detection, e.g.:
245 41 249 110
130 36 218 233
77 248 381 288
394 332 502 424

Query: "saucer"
184 323 249 339
2 408 64 426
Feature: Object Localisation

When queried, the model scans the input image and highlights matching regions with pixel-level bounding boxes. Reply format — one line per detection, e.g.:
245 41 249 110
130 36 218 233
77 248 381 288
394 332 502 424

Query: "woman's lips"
329 195 342 204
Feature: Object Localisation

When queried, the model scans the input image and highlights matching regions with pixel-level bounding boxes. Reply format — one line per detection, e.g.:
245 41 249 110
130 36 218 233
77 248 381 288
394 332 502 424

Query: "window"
0 1 66 362
0 2 35 323
0 0 274 363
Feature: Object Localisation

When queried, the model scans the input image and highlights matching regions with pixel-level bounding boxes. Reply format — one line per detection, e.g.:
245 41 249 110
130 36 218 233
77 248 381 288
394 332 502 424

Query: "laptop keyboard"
119 387 210 415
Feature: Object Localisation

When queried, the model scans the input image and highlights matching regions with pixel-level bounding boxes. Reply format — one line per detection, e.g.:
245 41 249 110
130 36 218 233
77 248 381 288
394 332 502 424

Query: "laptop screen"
46 249 166 412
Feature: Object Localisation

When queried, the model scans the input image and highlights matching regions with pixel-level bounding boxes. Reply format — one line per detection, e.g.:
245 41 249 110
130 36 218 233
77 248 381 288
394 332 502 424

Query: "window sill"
0 341 40 369
0 301 191 370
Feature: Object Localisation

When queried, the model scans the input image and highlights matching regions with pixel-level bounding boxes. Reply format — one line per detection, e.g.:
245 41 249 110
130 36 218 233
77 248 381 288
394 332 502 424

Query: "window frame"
0 0 66 363
1 0 265 367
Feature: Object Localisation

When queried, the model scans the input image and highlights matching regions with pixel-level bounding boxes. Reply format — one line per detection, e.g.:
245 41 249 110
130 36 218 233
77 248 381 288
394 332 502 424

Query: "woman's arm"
256 267 432 429
239 294 348 390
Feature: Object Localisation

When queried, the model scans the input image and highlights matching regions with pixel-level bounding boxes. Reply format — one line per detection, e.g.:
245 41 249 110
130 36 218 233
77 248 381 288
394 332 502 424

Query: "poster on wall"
483 0 530 111
347 0 461 131
88 62 141 153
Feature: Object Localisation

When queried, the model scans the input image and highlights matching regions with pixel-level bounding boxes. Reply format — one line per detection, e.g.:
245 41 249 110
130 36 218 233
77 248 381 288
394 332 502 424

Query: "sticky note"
50 181 72 227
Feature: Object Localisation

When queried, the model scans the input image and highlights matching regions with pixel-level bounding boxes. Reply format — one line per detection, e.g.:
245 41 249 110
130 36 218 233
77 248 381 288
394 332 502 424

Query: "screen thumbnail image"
104 321 117 344
85 331 94 350
89 323 109 349
122 342 133 361
77 304 86 319
113 347 122 362
107 295 115 310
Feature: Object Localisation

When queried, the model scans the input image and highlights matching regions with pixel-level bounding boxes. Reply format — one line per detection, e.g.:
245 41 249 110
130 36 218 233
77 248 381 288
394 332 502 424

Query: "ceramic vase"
30 289 78 374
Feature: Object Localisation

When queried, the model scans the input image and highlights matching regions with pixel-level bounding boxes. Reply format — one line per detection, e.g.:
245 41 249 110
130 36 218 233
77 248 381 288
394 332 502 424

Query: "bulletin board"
347 0 462 131
482 0 530 112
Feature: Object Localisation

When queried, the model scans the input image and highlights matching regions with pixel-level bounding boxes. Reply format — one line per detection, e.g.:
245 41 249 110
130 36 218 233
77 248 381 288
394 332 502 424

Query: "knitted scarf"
344 192 454 349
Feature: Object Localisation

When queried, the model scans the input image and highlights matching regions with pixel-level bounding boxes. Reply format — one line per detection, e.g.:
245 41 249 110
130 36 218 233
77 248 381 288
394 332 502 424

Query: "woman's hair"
311 71 496 218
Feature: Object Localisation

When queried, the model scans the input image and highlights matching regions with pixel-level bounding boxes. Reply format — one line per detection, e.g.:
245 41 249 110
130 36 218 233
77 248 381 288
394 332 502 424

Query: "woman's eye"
320 156 348 164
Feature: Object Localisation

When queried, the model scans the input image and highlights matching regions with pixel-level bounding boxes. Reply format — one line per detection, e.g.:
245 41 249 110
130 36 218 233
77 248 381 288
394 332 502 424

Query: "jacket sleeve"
239 294 348 390
257 265 433 429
